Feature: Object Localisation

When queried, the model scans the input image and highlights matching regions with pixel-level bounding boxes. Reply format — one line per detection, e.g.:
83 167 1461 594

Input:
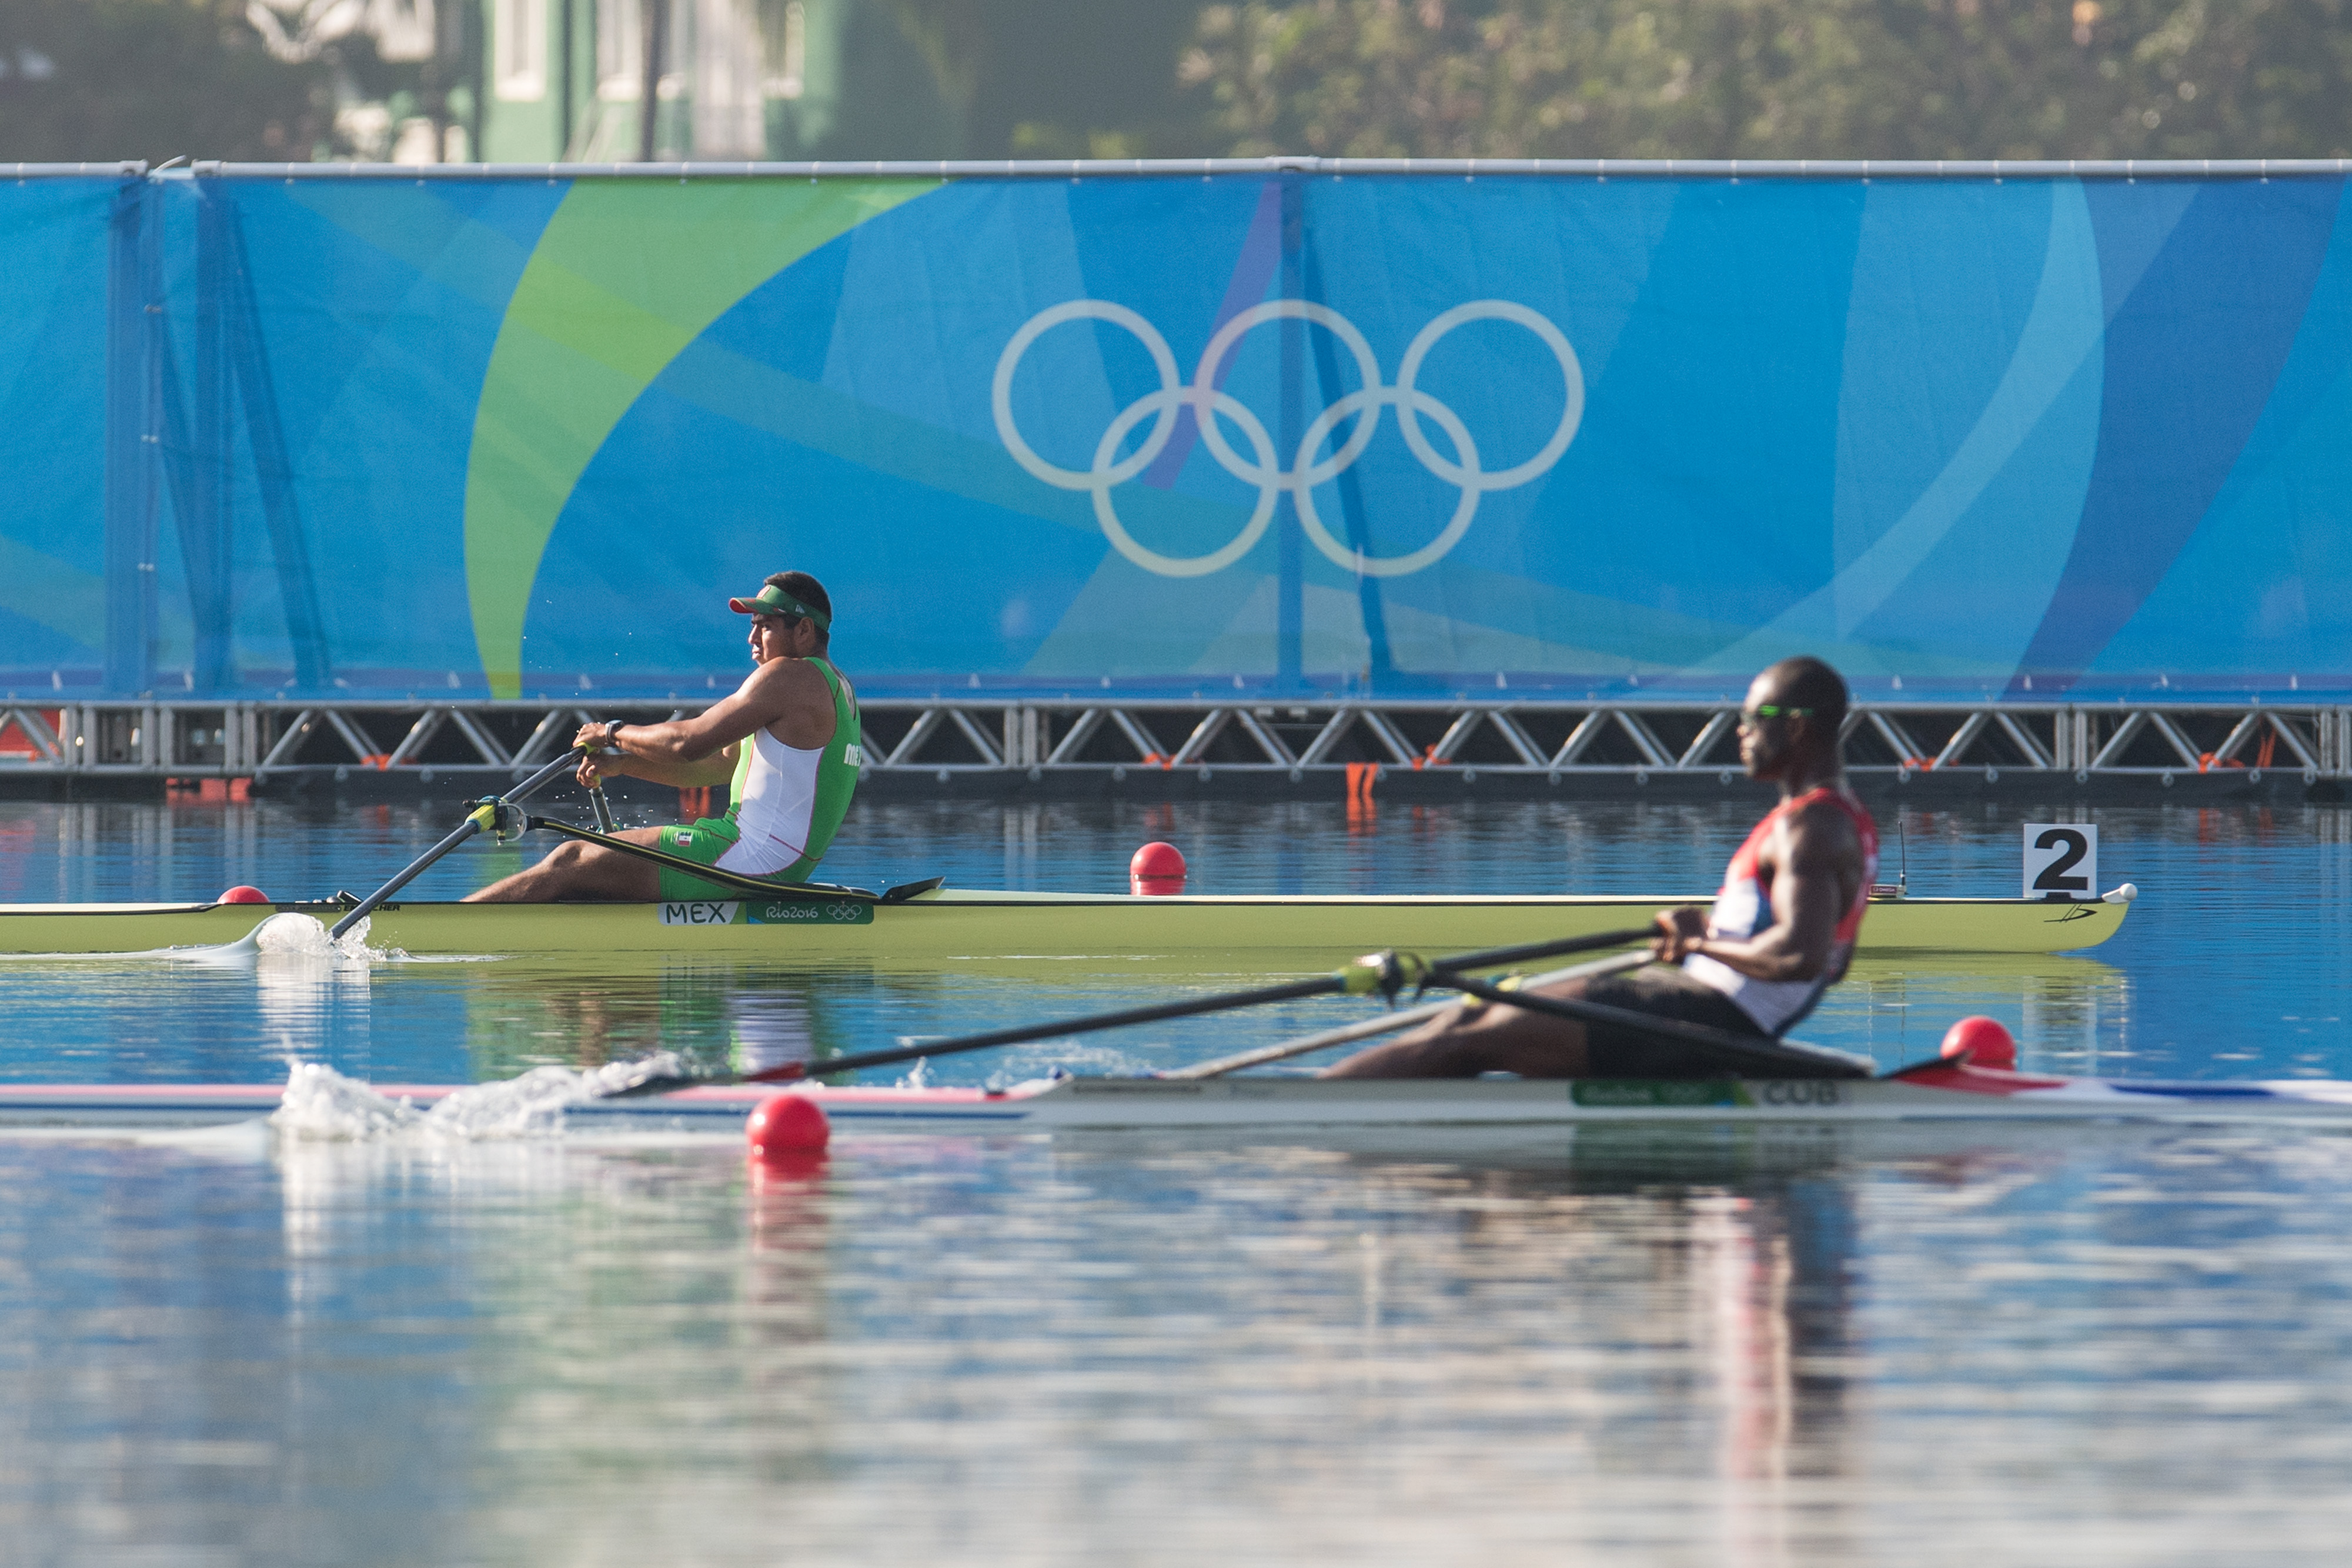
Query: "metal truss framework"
3 698 2350 790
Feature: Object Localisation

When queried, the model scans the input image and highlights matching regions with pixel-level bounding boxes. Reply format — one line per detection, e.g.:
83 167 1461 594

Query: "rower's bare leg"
463 828 666 902
1320 976 1595 1079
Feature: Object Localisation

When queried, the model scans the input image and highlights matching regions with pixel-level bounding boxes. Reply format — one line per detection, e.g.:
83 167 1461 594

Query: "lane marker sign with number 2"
2023 822 2099 900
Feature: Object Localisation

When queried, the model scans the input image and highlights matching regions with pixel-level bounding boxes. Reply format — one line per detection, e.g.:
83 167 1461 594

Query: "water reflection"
9 794 2352 908
449 961 884 1083
0 793 2346 1084
8 795 2352 1563
459 950 2137 1085
0 943 2148 1086
470 962 840 1078
253 951 372 1064
14 1114 2352 1562
1836 953 2131 1071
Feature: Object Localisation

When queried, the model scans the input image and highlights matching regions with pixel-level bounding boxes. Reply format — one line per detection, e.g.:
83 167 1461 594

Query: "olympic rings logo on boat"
991 299 1584 579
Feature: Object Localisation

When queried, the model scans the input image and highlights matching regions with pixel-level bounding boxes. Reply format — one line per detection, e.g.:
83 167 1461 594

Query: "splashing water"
274 1062 423 1139
272 1056 694 1142
164 911 403 967
252 911 395 962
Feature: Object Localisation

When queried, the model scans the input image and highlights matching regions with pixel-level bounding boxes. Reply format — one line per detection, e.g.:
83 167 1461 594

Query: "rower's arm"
1680 804 1859 982
590 660 823 778
586 741 739 790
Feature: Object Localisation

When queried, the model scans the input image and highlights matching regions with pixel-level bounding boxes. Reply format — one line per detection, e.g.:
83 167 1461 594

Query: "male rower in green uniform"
465 571 862 902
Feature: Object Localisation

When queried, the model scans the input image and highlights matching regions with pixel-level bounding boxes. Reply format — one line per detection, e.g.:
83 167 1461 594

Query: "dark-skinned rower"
1324 656 1876 1079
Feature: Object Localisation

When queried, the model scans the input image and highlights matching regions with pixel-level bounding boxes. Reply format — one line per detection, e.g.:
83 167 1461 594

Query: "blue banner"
0 179 116 696
3 169 2348 700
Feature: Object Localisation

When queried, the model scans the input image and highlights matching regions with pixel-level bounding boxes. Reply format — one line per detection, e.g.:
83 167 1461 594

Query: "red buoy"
1940 1016 2017 1071
1130 841 1187 895
746 1093 830 1161
217 885 271 905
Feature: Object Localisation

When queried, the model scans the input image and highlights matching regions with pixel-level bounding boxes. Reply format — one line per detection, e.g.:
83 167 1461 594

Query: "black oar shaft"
526 817 877 902
743 974 1345 1085
1422 927 1660 977
732 927 1662 1088
328 748 584 939
509 746 595 801
750 928 1659 1084
1441 972 1870 1078
328 816 485 939
600 927 1668 1102
1170 950 1656 1080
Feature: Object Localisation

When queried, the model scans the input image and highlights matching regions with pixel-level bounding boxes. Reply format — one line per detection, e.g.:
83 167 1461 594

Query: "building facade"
254 0 1189 167
247 0 941 163
467 0 960 162
477 0 789 162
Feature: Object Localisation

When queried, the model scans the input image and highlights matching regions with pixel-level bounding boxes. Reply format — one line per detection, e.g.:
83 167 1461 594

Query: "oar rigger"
1335 948 1426 1007
1331 947 1538 1008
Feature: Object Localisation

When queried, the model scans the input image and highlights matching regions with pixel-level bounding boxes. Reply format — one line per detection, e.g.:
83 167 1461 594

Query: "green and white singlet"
654 659 863 900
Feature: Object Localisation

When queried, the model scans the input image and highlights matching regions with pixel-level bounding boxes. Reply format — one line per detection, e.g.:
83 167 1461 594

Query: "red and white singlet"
1682 786 1879 1035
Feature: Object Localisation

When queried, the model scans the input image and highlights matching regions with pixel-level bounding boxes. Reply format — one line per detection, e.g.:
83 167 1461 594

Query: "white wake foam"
159 911 403 967
271 1056 692 1142
275 1062 422 1139
8 910 430 967
253 911 397 962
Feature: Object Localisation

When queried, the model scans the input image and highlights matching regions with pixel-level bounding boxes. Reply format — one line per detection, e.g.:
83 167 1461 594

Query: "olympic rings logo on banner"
991 299 1583 579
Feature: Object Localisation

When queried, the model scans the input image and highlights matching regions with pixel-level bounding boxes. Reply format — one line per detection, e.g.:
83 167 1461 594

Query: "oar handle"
326 746 586 940
582 716 619 832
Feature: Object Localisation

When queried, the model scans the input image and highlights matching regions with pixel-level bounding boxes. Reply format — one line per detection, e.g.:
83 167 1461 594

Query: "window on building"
494 0 546 100
597 0 641 96
597 0 689 101
696 0 766 156
770 1 804 99
368 0 437 63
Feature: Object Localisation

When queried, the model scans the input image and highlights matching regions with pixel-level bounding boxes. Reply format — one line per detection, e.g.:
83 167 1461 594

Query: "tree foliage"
867 0 1210 158
1179 0 2352 160
0 0 329 162
5 0 2349 168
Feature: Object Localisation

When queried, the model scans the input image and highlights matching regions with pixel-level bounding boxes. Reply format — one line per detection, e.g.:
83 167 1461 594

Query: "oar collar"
467 798 526 842
1341 950 1431 1005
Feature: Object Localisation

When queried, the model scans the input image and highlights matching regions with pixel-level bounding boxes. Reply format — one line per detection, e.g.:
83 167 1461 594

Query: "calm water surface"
3 794 2350 1563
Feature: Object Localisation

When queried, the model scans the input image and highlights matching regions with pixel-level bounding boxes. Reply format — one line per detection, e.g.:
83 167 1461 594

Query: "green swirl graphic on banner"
464 178 938 698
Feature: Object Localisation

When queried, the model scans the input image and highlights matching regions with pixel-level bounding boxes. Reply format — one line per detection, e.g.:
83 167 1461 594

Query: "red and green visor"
727 584 831 630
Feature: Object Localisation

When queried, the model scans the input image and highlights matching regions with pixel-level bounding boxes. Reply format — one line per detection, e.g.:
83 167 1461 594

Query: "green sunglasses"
1740 703 1815 722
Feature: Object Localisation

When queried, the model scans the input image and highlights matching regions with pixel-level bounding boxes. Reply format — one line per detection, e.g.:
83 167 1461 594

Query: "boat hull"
0 890 2126 963
4 1065 2344 1133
